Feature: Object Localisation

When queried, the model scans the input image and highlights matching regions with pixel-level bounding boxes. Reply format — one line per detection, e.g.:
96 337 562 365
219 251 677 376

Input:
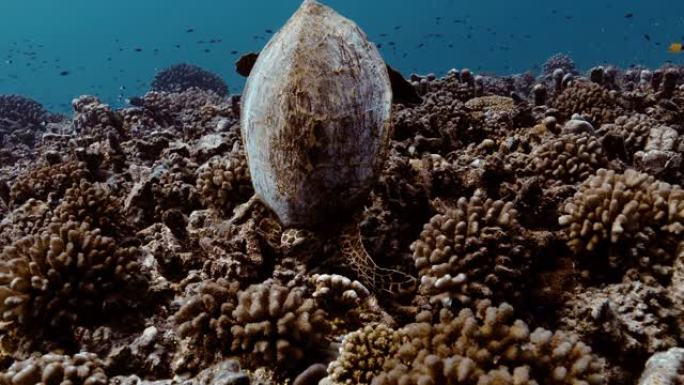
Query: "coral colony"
1 1 684 385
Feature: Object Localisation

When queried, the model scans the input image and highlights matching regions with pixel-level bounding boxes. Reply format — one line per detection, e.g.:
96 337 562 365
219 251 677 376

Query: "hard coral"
327 323 400 385
598 114 657 159
230 280 329 370
53 180 127 237
411 190 531 306
542 53 578 77
0 95 51 131
196 150 253 216
72 95 124 141
173 278 239 372
0 352 107 385
524 133 609 186
553 81 623 125
559 168 683 282
0 199 50 249
9 161 90 206
373 302 605 385
152 63 229 97
0 221 147 339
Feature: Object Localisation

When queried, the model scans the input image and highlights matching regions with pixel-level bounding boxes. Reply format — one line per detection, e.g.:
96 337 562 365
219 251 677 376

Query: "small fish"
265 29 273 34
59 70 70 76
668 42 683 53
230 50 238 54
644 34 651 41
134 48 142 52
186 28 194 33
624 13 634 18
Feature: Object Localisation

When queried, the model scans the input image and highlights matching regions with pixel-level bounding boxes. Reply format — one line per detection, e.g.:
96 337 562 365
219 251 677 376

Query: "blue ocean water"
1 0 683 113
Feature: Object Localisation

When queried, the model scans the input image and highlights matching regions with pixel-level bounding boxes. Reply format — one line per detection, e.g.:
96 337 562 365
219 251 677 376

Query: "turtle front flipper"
338 223 417 298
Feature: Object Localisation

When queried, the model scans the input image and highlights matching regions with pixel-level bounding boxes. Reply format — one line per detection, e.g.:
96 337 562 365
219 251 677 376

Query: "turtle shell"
241 0 392 227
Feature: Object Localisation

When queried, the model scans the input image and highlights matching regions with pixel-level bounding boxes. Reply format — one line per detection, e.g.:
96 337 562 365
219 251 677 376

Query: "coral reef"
326 323 400 385
559 168 683 283
411 189 531 306
9 160 90 206
523 133 609 186
2 34 684 385
0 352 107 385
552 81 624 125
230 280 330 371
152 63 229 97
0 221 147 343
373 302 605 385
174 278 239 372
196 149 252 216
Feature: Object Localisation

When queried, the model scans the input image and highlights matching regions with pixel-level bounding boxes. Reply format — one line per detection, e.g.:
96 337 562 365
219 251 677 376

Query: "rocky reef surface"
0 55 683 385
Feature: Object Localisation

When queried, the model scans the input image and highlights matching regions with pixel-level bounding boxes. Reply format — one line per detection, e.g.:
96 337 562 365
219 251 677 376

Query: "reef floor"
0 56 683 385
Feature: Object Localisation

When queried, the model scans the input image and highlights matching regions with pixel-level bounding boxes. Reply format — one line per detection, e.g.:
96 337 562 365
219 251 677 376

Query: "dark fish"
388 41 396 46
59 70 70 76
265 29 273 33
417 43 424 48
625 13 634 18
134 48 142 52
174 44 181 48
230 50 238 54
376 43 383 48
186 28 194 33
644 34 651 41
394 25 401 30
204 48 211 53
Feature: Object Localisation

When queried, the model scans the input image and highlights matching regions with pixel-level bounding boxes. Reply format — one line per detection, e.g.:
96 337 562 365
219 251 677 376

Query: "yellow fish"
668 42 683 53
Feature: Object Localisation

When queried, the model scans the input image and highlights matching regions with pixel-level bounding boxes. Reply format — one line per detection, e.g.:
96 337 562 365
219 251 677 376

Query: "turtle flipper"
338 223 417 297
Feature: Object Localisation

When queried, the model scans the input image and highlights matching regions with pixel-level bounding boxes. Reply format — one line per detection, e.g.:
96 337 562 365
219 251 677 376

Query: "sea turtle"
239 0 416 297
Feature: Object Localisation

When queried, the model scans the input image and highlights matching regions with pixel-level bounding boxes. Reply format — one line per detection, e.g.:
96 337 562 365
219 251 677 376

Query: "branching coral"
311 274 371 308
598 114 657 159
326 323 400 385
72 95 125 141
524 133 609 186
0 199 50 249
542 53 578 77
411 189 531 306
173 278 239 372
230 280 329 370
559 168 683 282
0 95 52 130
150 153 200 220
553 81 623 125
0 352 108 385
0 95 56 150
9 160 90 206
196 150 253 216
53 180 127 237
0 221 147 340
373 302 605 385
152 63 229 97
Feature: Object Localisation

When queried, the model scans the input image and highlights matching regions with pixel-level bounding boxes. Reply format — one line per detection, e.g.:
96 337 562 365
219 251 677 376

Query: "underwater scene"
1 0 684 384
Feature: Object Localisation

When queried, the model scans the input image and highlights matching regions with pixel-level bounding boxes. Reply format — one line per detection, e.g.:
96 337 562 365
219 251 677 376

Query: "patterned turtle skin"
241 0 415 297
